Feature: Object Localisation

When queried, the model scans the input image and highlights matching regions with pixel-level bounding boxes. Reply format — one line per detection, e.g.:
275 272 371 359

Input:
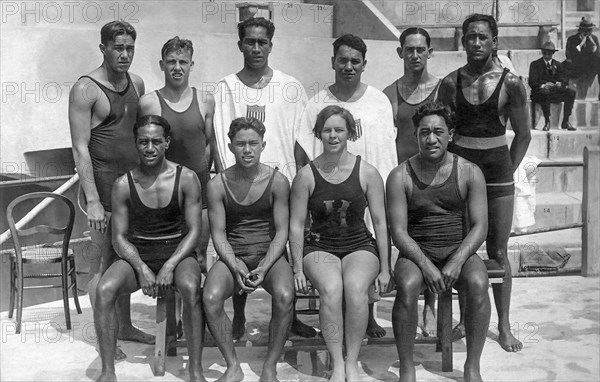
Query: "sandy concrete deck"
1 275 599 382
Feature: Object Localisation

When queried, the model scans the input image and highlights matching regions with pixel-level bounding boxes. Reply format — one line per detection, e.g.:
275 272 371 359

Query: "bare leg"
203 260 244 382
452 292 467 342
174 257 207 382
342 251 379 382
488 195 522 352
94 260 140 382
231 293 247 341
392 258 423 382
456 255 491 382
290 309 317 338
366 303 386 338
422 290 437 337
259 257 295 382
88 222 129 360
304 252 345 382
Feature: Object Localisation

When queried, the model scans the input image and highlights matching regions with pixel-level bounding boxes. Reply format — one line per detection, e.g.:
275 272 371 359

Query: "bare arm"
362 162 391 294
505 74 531 172
386 164 445 293
441 162 488 288
207 175 253 293
247 173 291 288
258 173 290 271
111 176 143 269
163 169 202 270
202 93 216 173
436 73 458 109
69 79 106 232
289 165 312 293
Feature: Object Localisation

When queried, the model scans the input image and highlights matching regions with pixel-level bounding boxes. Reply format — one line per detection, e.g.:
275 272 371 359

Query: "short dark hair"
161 36 194 59
412 101 455 131
228 117 266 140
133 115 171 139
100 20 137 45
462 13 498 38
399 27 431 47
333 34 367 59
313 105 358 141
238 17 275 41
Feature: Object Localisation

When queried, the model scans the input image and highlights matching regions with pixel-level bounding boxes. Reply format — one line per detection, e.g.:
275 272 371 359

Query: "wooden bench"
296 259 505 372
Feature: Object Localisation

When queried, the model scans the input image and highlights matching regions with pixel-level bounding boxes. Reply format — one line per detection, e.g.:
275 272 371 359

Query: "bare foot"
118 325 155 344
96 371 117 382
451 323 466 342
464 363 483 382
216 364 244 382
329 367 345 382
398 367 416 382
422 305 436 337
290 317 317 338
259 365 279 382
232 314 246 341
366 317 386 338
345 362 362 382
499 329 523 352
95 344 127 361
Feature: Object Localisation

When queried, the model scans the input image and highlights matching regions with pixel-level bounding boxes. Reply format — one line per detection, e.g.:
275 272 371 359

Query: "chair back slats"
18 225 67 237
7 192 76 264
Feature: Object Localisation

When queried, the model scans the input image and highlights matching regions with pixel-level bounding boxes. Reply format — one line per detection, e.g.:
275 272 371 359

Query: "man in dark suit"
565 17 600 100
528 41 576 131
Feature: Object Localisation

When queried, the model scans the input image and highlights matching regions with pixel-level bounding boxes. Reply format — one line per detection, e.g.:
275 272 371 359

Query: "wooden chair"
6 192 82 333
154 289 183 376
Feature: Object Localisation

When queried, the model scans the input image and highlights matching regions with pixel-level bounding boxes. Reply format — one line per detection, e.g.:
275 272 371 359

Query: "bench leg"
154 296 167 376
437 290 453 372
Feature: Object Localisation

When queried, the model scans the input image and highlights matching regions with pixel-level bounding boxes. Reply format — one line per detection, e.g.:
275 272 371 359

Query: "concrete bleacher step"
530 100 599 130
547 129 600 159
507 128 600 159
530 191 582 231
534 157 583 193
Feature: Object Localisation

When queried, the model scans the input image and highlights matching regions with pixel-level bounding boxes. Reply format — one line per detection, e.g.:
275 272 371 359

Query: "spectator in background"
529 41 576 131
565 17 600 100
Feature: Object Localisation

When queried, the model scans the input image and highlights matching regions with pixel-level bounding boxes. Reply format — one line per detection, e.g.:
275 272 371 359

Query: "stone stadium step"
531 191 582 231
534 157 583 194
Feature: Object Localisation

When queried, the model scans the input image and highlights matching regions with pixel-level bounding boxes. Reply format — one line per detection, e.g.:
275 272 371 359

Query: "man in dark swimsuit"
387 101 490 382
203 117 294 382
383 27 440 336
139 36 215 272
69 21 153 359
438 13 531 352
96 115 205 382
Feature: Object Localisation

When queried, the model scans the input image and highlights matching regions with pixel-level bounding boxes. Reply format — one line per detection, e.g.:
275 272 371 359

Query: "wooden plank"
582 146 600 276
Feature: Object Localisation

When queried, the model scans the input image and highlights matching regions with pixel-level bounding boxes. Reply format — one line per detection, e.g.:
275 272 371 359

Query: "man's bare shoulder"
382 80 397 101
129 72 144 88
195 89 215 108
138 91 160 114
441 70 459 86
272 170 291 193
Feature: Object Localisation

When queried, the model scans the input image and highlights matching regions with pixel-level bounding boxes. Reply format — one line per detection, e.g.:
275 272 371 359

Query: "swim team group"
68 13 532 382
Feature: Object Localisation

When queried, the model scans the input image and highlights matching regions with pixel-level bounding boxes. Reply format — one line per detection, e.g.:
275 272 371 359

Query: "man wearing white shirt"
295 34 397 337
213 16 315 339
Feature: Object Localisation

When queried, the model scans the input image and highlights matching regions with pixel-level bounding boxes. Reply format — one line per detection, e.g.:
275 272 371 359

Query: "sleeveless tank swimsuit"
82 73 139 211
156 88 210 208
449 67 515 199
304 156 377 259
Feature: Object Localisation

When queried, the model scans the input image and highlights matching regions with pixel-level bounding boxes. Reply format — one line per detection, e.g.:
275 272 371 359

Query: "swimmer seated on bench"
386 101 491 382
95 115 206 382
203 117 294 382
